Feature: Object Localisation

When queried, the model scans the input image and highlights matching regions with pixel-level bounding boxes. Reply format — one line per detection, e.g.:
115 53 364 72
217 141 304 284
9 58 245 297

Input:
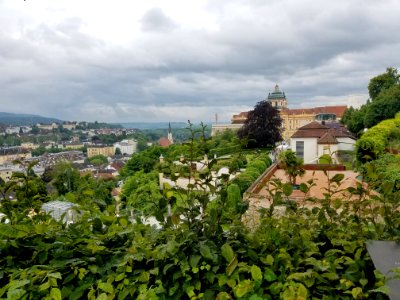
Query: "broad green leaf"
282 183 293 196
189 255 202 268
7 289 26 300
50 288 62 300
118 288 131 300
264 268 277 282
221 243 234 262
297 283 308 298
331 173 344 184
299 183 308 193
226 257 238 276
98 282 114 294
351 287 363 299
171 214 180 225
115 273 125 282
48 272 62 280
234 279 253 298
249 295 264 300
215 292 232 300
138 271 150 283
97 293 108 300
260 255 274 266
186 286 195 298
251 265 263 282
8 280 30 291
200 242 214 261
39 281 50 291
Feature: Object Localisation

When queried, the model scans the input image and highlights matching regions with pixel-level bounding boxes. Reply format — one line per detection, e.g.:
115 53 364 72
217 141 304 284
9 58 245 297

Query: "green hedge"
356 112 400 163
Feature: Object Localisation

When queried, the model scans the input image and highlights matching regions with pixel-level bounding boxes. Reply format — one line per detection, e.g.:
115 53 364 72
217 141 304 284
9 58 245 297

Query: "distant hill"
117 122 211 130
0 112 63 126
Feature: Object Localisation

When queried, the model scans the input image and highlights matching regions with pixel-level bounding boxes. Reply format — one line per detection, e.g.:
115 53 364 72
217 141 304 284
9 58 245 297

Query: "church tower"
267 84 288 110
167 122 174 144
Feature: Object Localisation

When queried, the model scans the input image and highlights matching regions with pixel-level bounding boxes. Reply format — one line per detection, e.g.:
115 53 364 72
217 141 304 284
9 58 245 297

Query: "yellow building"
280 106 347 140
0 168 13 182
87 146 114 158
21 142 39 150
64 143 84 150
0 148 32 164
212 84 347 140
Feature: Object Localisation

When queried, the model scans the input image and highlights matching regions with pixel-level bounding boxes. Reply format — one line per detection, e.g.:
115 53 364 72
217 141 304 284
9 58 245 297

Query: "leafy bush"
356 113 400 163
247 160 267 174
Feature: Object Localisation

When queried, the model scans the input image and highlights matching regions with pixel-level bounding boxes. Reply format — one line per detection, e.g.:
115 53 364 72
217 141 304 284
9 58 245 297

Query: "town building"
0 168 13 182
37 123 59 131
21 142 39 150
280 106 347 140
211 84 347 140
290 121 356 164
87 145 115 158
62 122 77 130
63 142 84 150
5 126 31 134
113 139 137 155
158 123 174 147
0 147 32 164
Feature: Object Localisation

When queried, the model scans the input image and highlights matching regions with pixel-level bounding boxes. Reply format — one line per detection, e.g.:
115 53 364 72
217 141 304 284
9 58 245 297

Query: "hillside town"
0 122 138 185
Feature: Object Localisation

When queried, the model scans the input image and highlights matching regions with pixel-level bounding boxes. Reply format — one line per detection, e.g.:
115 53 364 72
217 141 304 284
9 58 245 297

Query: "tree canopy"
237 100 282 148
342 67 400 134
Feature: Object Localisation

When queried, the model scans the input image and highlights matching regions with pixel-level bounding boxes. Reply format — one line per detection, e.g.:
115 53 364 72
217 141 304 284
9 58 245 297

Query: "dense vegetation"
342 67 400 136
0 121 398 299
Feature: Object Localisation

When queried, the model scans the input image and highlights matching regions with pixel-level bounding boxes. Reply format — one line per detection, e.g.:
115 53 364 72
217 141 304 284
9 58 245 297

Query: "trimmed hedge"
356 112 400 163
231 155 272 194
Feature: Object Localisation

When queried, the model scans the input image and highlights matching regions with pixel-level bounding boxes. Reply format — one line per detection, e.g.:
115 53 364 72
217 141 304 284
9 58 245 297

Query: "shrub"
248 160 267 174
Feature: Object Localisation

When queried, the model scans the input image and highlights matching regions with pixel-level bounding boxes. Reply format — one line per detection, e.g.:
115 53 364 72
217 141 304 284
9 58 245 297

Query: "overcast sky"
1 0 399 123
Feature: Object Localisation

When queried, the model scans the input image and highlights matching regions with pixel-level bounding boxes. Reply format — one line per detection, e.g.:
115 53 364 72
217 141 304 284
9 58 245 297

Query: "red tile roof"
158 137 172 147
318 130 338 144
281 105 347 117
291 121 355 142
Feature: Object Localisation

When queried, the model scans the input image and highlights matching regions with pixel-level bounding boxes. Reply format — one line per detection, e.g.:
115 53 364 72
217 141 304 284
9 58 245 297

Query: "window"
296 141 304 160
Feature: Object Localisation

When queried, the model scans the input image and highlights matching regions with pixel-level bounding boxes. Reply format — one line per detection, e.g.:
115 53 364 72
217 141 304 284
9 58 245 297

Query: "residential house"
87 145 115 158
21 142 39 150
0 147 32 164
113 139 137 155
37 123 59 131
290 121 356 164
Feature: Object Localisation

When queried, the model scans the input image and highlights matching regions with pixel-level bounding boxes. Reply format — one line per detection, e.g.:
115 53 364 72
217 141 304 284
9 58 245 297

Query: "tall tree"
237 100 282 148
368 67 400 100
364 84 400 128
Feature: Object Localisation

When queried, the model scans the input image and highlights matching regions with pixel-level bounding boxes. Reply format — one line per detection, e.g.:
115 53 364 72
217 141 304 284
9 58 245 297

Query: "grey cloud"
141 8 177 32
0 0 400 122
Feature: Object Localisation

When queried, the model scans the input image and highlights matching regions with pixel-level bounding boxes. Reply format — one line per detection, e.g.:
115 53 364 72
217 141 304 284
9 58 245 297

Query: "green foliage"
0 123 397 299
31 146 66 157
356 113 400 163
364 84 400 128
319 154 332 164
50 162 81 195
278 150 305 185
121 146 163 177
342 68 400 134
88 154 108 166
368 67 400 100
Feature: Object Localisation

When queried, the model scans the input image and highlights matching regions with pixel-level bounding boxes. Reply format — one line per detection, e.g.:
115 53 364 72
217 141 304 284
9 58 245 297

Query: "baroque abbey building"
212 85 347 141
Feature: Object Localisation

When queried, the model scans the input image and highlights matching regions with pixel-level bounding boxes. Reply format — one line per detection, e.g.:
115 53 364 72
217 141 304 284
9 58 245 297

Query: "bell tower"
267 84 288 110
